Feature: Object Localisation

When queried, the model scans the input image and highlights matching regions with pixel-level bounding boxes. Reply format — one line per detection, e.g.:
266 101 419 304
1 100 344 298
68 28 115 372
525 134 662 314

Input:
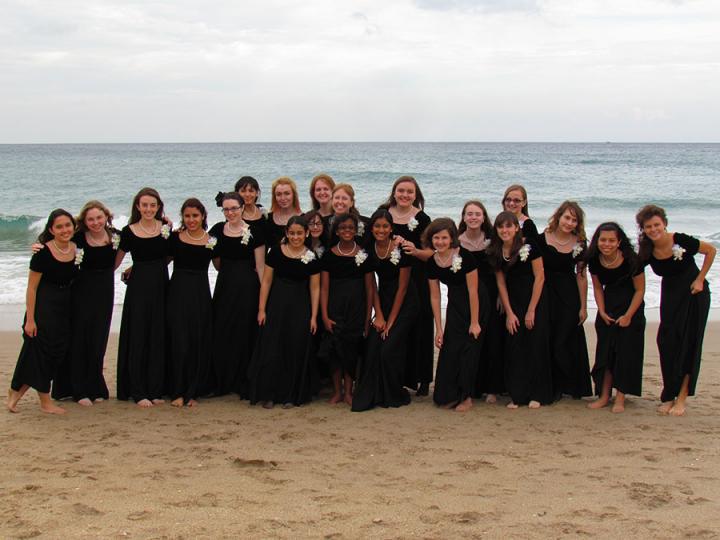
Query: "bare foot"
78 398 93 407
657 401 673 415
506 402 519 409
611 401 625 413
669 403 686 416
587 398 609 409
455 398 473 412
528 400 541 409
328 393 342 404
40 403 67 414
485 393 497 404
7 389 20 413
187 399 198 408
137 399 153 408
151 398 165 405
94 398 104 403
343 393 353 406
171 398 184 407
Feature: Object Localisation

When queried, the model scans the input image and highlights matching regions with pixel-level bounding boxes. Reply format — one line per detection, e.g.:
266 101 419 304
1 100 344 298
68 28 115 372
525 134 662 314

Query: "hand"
24 319 37 338
524 310 535 330
121 267 132 283
257 311 266 326
578 308 587 325
381 320 394 340
690 278 704 295
372 316 386 333
323 317 336 333
435 331 443 349
506 313 519 335
599 311 615 326
401 240 417 256
30 242 44 254
310 318 317 335
469 322 481 339
393 235 406 247
615 314 631 328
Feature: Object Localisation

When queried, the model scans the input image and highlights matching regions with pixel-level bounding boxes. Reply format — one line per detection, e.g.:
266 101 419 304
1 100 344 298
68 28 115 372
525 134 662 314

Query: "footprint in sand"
72 503 103 516
627 482 673 508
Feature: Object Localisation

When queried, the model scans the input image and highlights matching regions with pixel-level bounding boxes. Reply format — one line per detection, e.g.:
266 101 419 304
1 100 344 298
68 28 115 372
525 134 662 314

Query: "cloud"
414 0 540 13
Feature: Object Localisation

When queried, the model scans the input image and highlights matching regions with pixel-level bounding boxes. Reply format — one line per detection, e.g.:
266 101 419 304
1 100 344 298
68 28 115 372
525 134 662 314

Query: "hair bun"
214 191 225 207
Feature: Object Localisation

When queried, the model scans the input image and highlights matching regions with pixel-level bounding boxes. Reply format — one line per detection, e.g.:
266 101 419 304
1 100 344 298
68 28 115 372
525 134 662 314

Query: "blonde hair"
270 176 301 214
332 183 359 217
76 200 114 234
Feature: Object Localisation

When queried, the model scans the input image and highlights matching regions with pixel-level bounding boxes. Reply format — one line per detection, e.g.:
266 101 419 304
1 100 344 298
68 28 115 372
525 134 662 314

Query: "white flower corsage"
241 226 253 246
355 249 368 267
389 247 401 265
572 243 584 259
74 248 84 266
519 243 531 262
301 249 316 264
482 238 491 250
450 254 463 273
160 224 170 239
314 245 325 258
357 221 365 237
111 233 121 250
408 217 419 232
206 236 217 250
671 244 686 261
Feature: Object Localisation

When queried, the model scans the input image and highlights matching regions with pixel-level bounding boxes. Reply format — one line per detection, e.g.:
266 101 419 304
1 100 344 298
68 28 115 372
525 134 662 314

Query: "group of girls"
7 176 715 418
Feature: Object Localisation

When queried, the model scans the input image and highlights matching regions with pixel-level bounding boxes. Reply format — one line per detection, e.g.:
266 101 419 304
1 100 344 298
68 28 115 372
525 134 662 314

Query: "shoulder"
209 222 224 237
673 232 700 252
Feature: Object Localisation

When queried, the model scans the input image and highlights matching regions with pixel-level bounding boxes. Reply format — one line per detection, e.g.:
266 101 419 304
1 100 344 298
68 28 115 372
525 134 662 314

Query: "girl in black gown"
305 210 330 386
424 218 482 412
458 200 504 402
502 184 539 242
51 201 117 405
353 209 417 411
247 215 322 408
166 198 214 407
266 177 302 248
490 211 552 409
324 184 371 248
8 209 78 414
379 176 434 396
209 193 266 397
309 173 336 218
587 223 646 413
636 204 715 416
115 187 170 408
538 201 592 400
235 176 268 242
318 213 375 406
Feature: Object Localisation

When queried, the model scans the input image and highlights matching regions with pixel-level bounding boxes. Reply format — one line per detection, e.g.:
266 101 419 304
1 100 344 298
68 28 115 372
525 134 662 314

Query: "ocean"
1 142 719 314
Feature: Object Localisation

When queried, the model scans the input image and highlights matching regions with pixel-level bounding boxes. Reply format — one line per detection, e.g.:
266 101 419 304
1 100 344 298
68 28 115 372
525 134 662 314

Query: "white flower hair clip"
355 249 368 267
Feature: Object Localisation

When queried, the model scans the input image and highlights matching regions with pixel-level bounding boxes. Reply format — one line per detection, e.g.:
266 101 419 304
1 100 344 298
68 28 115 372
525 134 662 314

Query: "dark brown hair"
635 204 668 261
487 211 524 270
180 198 208 230
379 175 426 211
422 217 459 249
129 187 164 224
546 200 587 241
502 184 529 217
38 209 76 244
458 200 493 238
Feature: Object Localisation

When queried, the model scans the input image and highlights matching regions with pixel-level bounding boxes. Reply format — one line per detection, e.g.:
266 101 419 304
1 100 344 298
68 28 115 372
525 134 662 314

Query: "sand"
1 323 719 539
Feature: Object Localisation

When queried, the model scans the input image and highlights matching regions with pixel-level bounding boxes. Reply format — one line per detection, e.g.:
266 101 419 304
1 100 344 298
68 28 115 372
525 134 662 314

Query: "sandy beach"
1 323 719 539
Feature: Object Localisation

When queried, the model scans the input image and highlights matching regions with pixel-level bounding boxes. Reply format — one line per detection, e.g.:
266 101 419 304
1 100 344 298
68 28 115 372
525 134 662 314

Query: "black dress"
538 234 592 399
12 248 78 394
589 258 645 396
247 246 322 405
520 218 539 242
394 210 435 390
427 248 481 406
165 232 213 403
116 226 169 403
264 212 287 249
317 248 373 379
52 231 116 401
646 233 711 402
501 241 553 405
352 245 417 411
469 247 504 396
322 214 372 248
208 221 265 397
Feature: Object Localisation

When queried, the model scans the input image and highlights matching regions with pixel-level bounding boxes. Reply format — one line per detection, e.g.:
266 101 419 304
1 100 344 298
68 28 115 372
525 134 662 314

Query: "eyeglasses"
222 206 242 214
308 221 323 228
504 197 524 205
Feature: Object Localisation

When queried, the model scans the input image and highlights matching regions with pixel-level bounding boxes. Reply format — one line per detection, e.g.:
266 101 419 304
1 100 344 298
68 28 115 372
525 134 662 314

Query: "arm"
254 246 266 281
591 274 614 326
382 266 411 338
576 265 588 325
371 274 386 333
114 249 126 271
309 273 320 334
321 271 334 332
428 278 443 348
211 257 221 272
466 269 481 338
496 270 518 335
256 266 274 326
24 271 42 337
525 257 545 330
616 272 645 328
402 242 434 262
364 272 375 337
691 241 716 294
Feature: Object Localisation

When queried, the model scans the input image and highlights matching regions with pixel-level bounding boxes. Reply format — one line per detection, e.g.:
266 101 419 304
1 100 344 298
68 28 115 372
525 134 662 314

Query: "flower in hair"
519 244 531 262
241 226 253 246
206 236 217 250
74 248 84 266
111 233 121 250
572 243 584 259
355 249 368 267
389 247 401 266
408 217 419 232
450 254 463 273
160 224 170 239
671 244 685 261
301 250 316 264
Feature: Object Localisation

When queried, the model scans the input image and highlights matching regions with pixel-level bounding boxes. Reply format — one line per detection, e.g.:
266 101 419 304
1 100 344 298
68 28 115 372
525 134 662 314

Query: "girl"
490 211 552 409
235 176 267 236
538 201 592 400
458 200 503 402
587 222 646 413
326 183 371 247
247 216 322 408
636 205 715 416
304 209 327 258
266 177 302 247
502 184 538 242
353 210 417 411
318 213 375 405
309 173 336 216
115 187 170 408
424 218 482 412
8 209 78 414
209 193 266 397
166 198 214 407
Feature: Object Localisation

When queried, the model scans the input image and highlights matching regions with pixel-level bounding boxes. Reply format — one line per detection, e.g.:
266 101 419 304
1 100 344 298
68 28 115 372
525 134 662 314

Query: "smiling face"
463 204 485 231
332 189 353 214
274 184 294 210
336 218 357 242
307 215 324 239
393 181 416 208
238 184 258 205
431 229 452 254
642 215 667 242
182 206 204 232
503 189 525 216
597 230 620 257
558 208 578 235
372 217 392 243
222 200 243 225
137 195 159 221
84 207 108 234
496 221 520 245
314 180 332 206
286 223 307 248
51 215 75 243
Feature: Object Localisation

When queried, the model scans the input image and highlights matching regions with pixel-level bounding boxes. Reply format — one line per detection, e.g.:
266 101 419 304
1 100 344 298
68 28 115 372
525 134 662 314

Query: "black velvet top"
426 247 477 286
30 247 79 286
118 225 169 262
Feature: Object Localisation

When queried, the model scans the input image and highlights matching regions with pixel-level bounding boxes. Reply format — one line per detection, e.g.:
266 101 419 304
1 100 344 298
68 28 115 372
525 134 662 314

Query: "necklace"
138 220 159 236
285 244 305 259
552 231 572 246
243 206 259 220
53 240 71 254
392 205 414 220
600 250 620 267
86 230 109 246
226 220 246 234
186 228 206 241
502 248 511 262
435 249 453 267
337 241 357 256
374 241 392 259
461 232 486 251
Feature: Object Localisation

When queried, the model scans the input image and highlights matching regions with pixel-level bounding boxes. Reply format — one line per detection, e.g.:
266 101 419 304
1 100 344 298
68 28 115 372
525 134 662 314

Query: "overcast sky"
1 0 718 143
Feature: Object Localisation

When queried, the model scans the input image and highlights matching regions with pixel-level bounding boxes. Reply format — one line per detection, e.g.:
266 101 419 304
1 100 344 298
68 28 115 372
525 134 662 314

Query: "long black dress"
427 248 481 406
501 241 553 405
264 212 287 249
209 221 264 397
11 248 79 394
646 233 711 402
394 210 435 390
468 246 502 397
247 246 322 405
589 258 645 396
52 231 116 401
165 232 213 403
538 234 592 399
317 248 373 380
352 245 417 411
116 226 169 403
